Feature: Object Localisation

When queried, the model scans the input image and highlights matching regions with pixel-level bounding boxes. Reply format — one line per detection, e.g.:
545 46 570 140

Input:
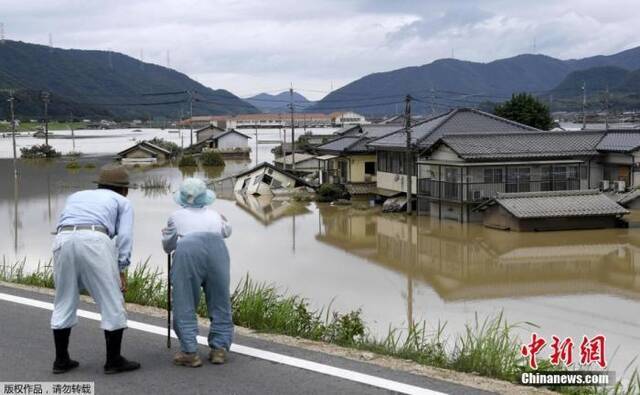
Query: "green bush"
20 144 61 159
65 161 81 169
178 155 197 167
316 183 347 202
200 151 225 166
146 137 181 157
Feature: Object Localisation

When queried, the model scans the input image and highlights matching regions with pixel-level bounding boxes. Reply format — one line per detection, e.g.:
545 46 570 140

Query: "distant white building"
330 111 368 126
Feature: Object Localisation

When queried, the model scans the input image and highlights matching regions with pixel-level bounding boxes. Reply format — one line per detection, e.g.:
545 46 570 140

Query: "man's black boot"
52 328 79 374
103 329 141 374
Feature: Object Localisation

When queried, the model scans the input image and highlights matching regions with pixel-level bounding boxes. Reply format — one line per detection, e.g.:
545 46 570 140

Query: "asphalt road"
0 285 492 395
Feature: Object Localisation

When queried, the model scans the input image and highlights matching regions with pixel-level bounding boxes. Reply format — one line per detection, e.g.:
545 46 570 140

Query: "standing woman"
162 178 233 367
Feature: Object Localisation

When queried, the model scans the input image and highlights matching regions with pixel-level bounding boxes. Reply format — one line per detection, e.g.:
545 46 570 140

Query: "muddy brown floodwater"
1 157 639 379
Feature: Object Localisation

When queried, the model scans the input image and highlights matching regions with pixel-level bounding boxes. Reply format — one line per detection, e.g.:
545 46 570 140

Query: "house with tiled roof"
595 130 640 188
475 190 628 231
315 124 403 193
416 130 608 222
367 107 541 199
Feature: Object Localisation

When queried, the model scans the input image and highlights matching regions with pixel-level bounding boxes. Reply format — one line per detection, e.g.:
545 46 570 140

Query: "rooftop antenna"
1 22 5 44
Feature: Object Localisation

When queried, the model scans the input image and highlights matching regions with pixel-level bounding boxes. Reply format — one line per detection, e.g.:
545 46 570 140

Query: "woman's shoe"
174 352 203 367
208 348 226 364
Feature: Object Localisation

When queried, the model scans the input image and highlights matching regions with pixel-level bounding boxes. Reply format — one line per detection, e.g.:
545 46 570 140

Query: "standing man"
51 165 141 374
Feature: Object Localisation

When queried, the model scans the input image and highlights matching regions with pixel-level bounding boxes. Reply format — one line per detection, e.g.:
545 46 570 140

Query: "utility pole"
404 95 412 214
41 91 50 145
8 90 17 178
255 126 258 165
581 81 587 130
289 85 296 171
179 107 184 149
188 91 194 146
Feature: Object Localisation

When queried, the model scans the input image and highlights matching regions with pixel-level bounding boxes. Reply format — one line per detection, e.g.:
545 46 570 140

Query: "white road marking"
0 292 447 395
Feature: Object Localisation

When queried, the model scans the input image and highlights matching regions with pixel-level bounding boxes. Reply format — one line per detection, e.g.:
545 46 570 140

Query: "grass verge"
1 258 638 394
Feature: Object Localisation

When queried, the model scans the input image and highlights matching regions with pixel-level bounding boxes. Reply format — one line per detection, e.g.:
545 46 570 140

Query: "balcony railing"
417 178 582 203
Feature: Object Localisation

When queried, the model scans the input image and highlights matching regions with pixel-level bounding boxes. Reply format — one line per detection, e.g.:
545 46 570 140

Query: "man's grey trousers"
51 230 127 331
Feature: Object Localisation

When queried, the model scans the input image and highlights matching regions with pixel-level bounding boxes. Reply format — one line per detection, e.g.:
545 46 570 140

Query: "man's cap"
94 165 132 188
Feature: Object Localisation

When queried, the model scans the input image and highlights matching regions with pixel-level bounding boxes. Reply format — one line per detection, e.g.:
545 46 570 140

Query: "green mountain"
0 40 258 120
548 66 640 111
551 66 630 97
311 46 640 115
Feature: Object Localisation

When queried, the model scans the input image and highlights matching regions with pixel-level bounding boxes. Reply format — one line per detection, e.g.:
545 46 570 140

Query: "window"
365 162 376 175
506 167 531 193
483 168 503 183
540 166 552 191
377 152 386 172
262 174 273 185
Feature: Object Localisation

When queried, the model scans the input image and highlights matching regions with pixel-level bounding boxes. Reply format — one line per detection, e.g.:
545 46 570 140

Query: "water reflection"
317 205 640 301
232 193 311 226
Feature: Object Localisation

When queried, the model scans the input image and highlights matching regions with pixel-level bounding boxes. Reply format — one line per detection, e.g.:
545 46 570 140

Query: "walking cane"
167 252 172 348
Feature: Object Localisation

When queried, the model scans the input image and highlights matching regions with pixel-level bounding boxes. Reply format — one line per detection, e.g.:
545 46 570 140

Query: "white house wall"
218 133 249 150
430 146 463 162
377 171 417 194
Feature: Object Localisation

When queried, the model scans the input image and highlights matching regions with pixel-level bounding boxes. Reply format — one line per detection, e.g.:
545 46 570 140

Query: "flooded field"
1 128 639 378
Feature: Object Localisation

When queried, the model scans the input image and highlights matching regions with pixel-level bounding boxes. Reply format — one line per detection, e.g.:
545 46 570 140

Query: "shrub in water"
65 161 81 169
146 137 181 157
178 155 197 167
200 151 225 166
317 183 347 202
20 144 61 159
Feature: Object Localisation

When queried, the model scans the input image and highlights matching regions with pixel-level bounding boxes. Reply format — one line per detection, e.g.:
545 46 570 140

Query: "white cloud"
2 0 639 99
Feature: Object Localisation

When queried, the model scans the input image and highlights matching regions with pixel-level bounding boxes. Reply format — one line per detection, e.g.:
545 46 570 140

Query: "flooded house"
117 141 172 164
233 162 315 196
595 131 640 189
189 129 251 158
368 108 540 199
195 124 226 143
415 130 605 222
476 190 629 231
273 153 321 175
315 124 400 195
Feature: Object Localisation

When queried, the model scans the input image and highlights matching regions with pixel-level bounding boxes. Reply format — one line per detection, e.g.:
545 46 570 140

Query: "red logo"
521 334 606 369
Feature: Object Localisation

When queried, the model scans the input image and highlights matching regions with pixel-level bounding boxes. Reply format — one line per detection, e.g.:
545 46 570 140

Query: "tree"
494 93 553 130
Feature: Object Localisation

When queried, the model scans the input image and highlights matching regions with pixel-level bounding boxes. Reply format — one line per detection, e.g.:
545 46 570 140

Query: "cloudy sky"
2 0 639 99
